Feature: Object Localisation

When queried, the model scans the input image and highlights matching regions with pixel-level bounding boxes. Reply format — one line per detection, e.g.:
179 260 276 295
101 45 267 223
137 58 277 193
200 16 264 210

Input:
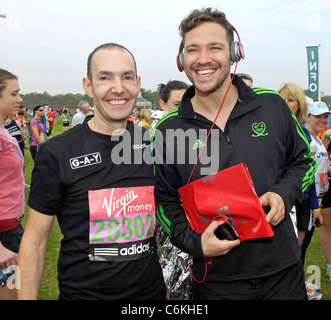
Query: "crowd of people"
0 7 330 301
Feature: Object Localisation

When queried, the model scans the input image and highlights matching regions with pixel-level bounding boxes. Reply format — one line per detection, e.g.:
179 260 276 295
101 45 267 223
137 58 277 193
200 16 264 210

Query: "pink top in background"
0 123 25 220
30 117 44 146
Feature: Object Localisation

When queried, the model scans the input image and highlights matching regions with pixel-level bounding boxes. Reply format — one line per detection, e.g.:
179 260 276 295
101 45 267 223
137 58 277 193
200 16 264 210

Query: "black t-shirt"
28 120 166 299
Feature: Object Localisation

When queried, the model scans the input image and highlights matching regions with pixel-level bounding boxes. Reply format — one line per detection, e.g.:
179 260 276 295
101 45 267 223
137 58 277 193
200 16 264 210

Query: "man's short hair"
87 43 137 82
179 7 234 47
78 100 89 110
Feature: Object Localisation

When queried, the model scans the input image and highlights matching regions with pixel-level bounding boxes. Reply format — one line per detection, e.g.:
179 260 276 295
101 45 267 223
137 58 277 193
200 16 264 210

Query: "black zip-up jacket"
152 75 316 281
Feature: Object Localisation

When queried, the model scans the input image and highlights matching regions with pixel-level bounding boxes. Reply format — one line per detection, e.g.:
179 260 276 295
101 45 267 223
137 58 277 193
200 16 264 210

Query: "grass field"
21 117 330 300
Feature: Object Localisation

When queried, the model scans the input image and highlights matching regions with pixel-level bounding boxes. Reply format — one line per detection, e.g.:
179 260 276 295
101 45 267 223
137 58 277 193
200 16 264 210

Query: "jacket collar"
178 74 261 120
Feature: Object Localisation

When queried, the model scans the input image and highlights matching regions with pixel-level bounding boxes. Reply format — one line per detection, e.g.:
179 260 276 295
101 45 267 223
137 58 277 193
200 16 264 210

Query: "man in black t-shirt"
17 43 166 300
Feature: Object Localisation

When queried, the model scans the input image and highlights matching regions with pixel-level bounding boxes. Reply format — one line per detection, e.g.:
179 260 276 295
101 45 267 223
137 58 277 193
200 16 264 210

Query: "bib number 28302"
91 213 155 242
88 186 156 261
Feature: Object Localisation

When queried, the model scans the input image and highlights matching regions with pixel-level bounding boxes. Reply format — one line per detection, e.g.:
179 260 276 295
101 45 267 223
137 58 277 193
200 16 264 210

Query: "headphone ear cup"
231 41 240 63
176 41 185 72
231 25 245 62
176 52 184 72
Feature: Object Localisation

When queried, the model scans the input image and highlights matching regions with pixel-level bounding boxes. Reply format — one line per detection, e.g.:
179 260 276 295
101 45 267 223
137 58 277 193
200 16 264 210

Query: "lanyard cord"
187 63 238 185
186 66 238 283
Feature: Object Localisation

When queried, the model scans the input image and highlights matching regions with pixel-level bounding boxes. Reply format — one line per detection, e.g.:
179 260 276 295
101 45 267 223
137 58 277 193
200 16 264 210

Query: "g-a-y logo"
70 152 102 169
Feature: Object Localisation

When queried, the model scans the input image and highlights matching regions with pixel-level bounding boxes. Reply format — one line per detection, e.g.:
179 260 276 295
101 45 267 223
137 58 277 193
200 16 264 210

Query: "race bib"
88 186 156 261
319 172 329 198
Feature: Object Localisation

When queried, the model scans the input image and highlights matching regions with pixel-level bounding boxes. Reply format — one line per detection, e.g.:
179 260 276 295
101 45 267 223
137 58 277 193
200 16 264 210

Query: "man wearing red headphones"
153 8 315 300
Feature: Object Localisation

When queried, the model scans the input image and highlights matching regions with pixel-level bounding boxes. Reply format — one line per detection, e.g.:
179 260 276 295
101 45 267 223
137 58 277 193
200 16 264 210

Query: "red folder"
178 163 274 241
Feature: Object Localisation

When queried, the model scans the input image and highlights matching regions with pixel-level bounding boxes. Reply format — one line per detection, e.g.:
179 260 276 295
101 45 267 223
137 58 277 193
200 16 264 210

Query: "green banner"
306 46 319 97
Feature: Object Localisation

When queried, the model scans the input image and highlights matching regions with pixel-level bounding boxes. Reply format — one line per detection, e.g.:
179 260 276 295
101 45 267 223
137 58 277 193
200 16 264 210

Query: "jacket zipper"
180 113 232 145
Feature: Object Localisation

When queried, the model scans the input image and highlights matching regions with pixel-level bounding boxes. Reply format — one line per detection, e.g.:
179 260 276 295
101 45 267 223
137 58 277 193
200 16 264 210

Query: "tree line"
20 89 331 109
21 88 160 108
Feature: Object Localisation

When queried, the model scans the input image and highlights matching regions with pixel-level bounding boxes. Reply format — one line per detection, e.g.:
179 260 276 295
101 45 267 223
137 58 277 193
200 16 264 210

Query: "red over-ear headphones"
176 25 245 72
176 41 185 72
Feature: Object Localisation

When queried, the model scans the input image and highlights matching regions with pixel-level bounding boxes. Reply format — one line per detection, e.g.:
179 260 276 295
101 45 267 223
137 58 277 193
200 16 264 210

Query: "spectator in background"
72 100 89 127
41 105 49 136
157 79 191 299
158 80 188 112
303 102 330 263
319 118 331 281
128 109 140 123
278 84 323 298
138 108 152 131
0 69 24 300
5 115 25 154
13 108 25 128
236 73 253 86
278 83 307 124
61 108 70 131
18 105 27 128
29 105 45 161
278 83 322 250
14 108 28 152
46 107 56 137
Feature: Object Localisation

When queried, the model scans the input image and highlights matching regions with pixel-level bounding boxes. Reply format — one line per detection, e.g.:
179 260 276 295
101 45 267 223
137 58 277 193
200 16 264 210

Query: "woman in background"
279 84 325 299
156 80 190 299
319 121 331 281
278 83 322 250
29 105 45 161
158 80 188 112
0 69 24 300
61 108 70 132
138 109 152 131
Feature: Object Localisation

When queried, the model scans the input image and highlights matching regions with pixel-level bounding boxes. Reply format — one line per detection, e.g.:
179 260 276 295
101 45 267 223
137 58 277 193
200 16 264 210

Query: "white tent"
306 96 314 105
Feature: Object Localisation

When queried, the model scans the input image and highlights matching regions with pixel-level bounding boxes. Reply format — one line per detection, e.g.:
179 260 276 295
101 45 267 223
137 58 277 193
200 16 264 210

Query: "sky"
1 0 330 96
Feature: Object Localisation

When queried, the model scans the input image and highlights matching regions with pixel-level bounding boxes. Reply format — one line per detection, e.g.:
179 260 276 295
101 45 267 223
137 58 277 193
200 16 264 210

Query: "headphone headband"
231 25 245 63
176 25 244 72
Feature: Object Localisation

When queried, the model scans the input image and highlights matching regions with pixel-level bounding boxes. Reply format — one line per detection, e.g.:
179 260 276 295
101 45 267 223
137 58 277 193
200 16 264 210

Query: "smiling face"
0 79 23 122
83 47 141 125
183 22 233 95
307 113 329 135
